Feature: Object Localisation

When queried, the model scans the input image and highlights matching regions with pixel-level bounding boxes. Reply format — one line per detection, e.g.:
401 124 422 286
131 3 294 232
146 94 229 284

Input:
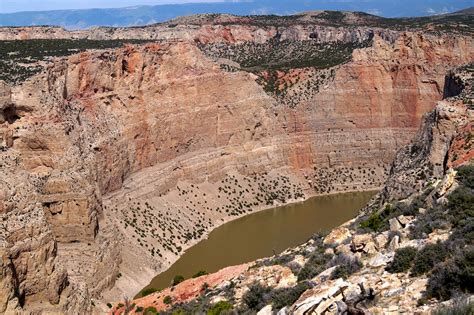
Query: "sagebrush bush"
426 248 474 300
206 301 233 315
409 205 449 239
270 282 311 309
144 306 158 315
446 186 474 228
242 283 270 311
386 247 418 273
330 254 363 279
141 287 159 297
163 296 172 305
297 251 332 281
456 165 474 189
192 270 208 278
432 297 474 315
172 275 185 286
411 242 447 276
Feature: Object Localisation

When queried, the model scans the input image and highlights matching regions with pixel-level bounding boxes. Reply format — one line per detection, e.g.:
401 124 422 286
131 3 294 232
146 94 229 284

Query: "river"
140 191 375 294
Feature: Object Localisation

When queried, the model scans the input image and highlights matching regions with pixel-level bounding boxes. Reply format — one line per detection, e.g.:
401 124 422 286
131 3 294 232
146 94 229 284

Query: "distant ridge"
0 1 472 30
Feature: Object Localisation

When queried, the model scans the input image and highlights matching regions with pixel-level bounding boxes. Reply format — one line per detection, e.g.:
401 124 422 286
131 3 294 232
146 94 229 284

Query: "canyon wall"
119 63 473 315
0 20 473 313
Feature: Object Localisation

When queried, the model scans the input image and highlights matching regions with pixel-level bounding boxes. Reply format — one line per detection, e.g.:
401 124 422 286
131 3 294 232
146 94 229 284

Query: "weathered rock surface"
116 62 473 315
0 14 473 314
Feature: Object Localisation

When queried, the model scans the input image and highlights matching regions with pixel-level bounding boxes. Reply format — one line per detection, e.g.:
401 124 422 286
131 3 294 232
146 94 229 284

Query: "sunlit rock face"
0 15 473 313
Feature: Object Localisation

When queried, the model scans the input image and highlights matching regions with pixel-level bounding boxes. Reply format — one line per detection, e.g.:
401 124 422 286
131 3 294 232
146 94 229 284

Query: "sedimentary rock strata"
0 13 473 314
117 62 473 315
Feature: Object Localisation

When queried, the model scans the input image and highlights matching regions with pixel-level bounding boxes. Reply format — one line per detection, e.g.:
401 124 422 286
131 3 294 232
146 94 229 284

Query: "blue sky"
0 0 472 19
0 0 225 13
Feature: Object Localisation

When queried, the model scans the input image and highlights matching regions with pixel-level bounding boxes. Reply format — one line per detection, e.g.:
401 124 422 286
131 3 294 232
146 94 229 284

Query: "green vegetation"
199 38 371 95
0 39 152 84
386 247 418 273
297 251 332 281
192 270 208 278
412 165 474 301
270 282 311 310
330 254 363 279
141 287 159 297
144 306 158 315
359 210 386 232
172 275 185 286
411 242 447 276
206 301 233 315
242 283 270 311
432 298 474 315
163 295 173 305
214 11 473 35
359 192 429 233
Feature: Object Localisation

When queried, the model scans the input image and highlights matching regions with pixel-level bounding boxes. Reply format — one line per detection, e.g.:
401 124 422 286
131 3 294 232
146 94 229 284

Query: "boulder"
277 306 290 315
389 217 402 231
257 305 273 315
368 253 391 269
374 233 388 248
397 215 413 226
335 244 352 255
387 235 400 251
294 278 348 315
352 234 378 255
323 227 351 246
364 242 379 256
352 234 373 252
324 247 335 256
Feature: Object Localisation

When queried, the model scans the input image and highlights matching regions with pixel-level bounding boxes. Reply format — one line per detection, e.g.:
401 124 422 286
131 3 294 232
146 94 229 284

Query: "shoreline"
130 187 381 297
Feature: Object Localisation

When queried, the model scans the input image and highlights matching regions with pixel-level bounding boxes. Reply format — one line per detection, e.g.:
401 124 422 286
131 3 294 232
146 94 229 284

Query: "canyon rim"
0 7 473 315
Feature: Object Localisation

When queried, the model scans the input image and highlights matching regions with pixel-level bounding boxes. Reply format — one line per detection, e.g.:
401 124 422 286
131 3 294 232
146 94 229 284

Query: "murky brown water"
140 191 375 294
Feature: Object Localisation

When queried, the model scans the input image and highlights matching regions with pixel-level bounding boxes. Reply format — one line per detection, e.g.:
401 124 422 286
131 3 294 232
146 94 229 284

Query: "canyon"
0 10 473 314
115 57 474 315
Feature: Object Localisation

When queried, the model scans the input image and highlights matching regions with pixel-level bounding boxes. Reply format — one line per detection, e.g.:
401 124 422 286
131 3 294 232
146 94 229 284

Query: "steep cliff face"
117 62 473 315
0 16 473 314
374 63 474 204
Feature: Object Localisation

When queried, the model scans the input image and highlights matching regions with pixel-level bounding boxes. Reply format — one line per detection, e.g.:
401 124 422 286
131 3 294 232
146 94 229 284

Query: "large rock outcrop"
0 17 473 314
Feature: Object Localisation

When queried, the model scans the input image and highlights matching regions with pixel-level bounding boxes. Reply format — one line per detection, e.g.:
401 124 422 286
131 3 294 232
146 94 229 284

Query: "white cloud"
367 8 381 15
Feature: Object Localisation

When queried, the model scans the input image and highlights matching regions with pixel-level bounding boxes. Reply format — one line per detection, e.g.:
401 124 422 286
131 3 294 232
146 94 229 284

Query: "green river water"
140 191 375 294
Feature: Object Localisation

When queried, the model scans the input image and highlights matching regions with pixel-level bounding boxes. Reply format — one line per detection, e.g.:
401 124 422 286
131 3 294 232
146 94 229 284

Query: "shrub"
144 306 158 315
270 282 311 310
206 301 233 315
172 275 185 286
456 165 474 189
446 186 474 228
136 306 144 312
330 254 363 279
242 283 269 311
106 303 112 308
192 270 208 278
386 247 418 273
297 251 332 281
359 212 385 232
409 205 449 239
432 297 474 315
426 248 474 300
411 242 447 276
141 287 159 297
163 296 173 305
